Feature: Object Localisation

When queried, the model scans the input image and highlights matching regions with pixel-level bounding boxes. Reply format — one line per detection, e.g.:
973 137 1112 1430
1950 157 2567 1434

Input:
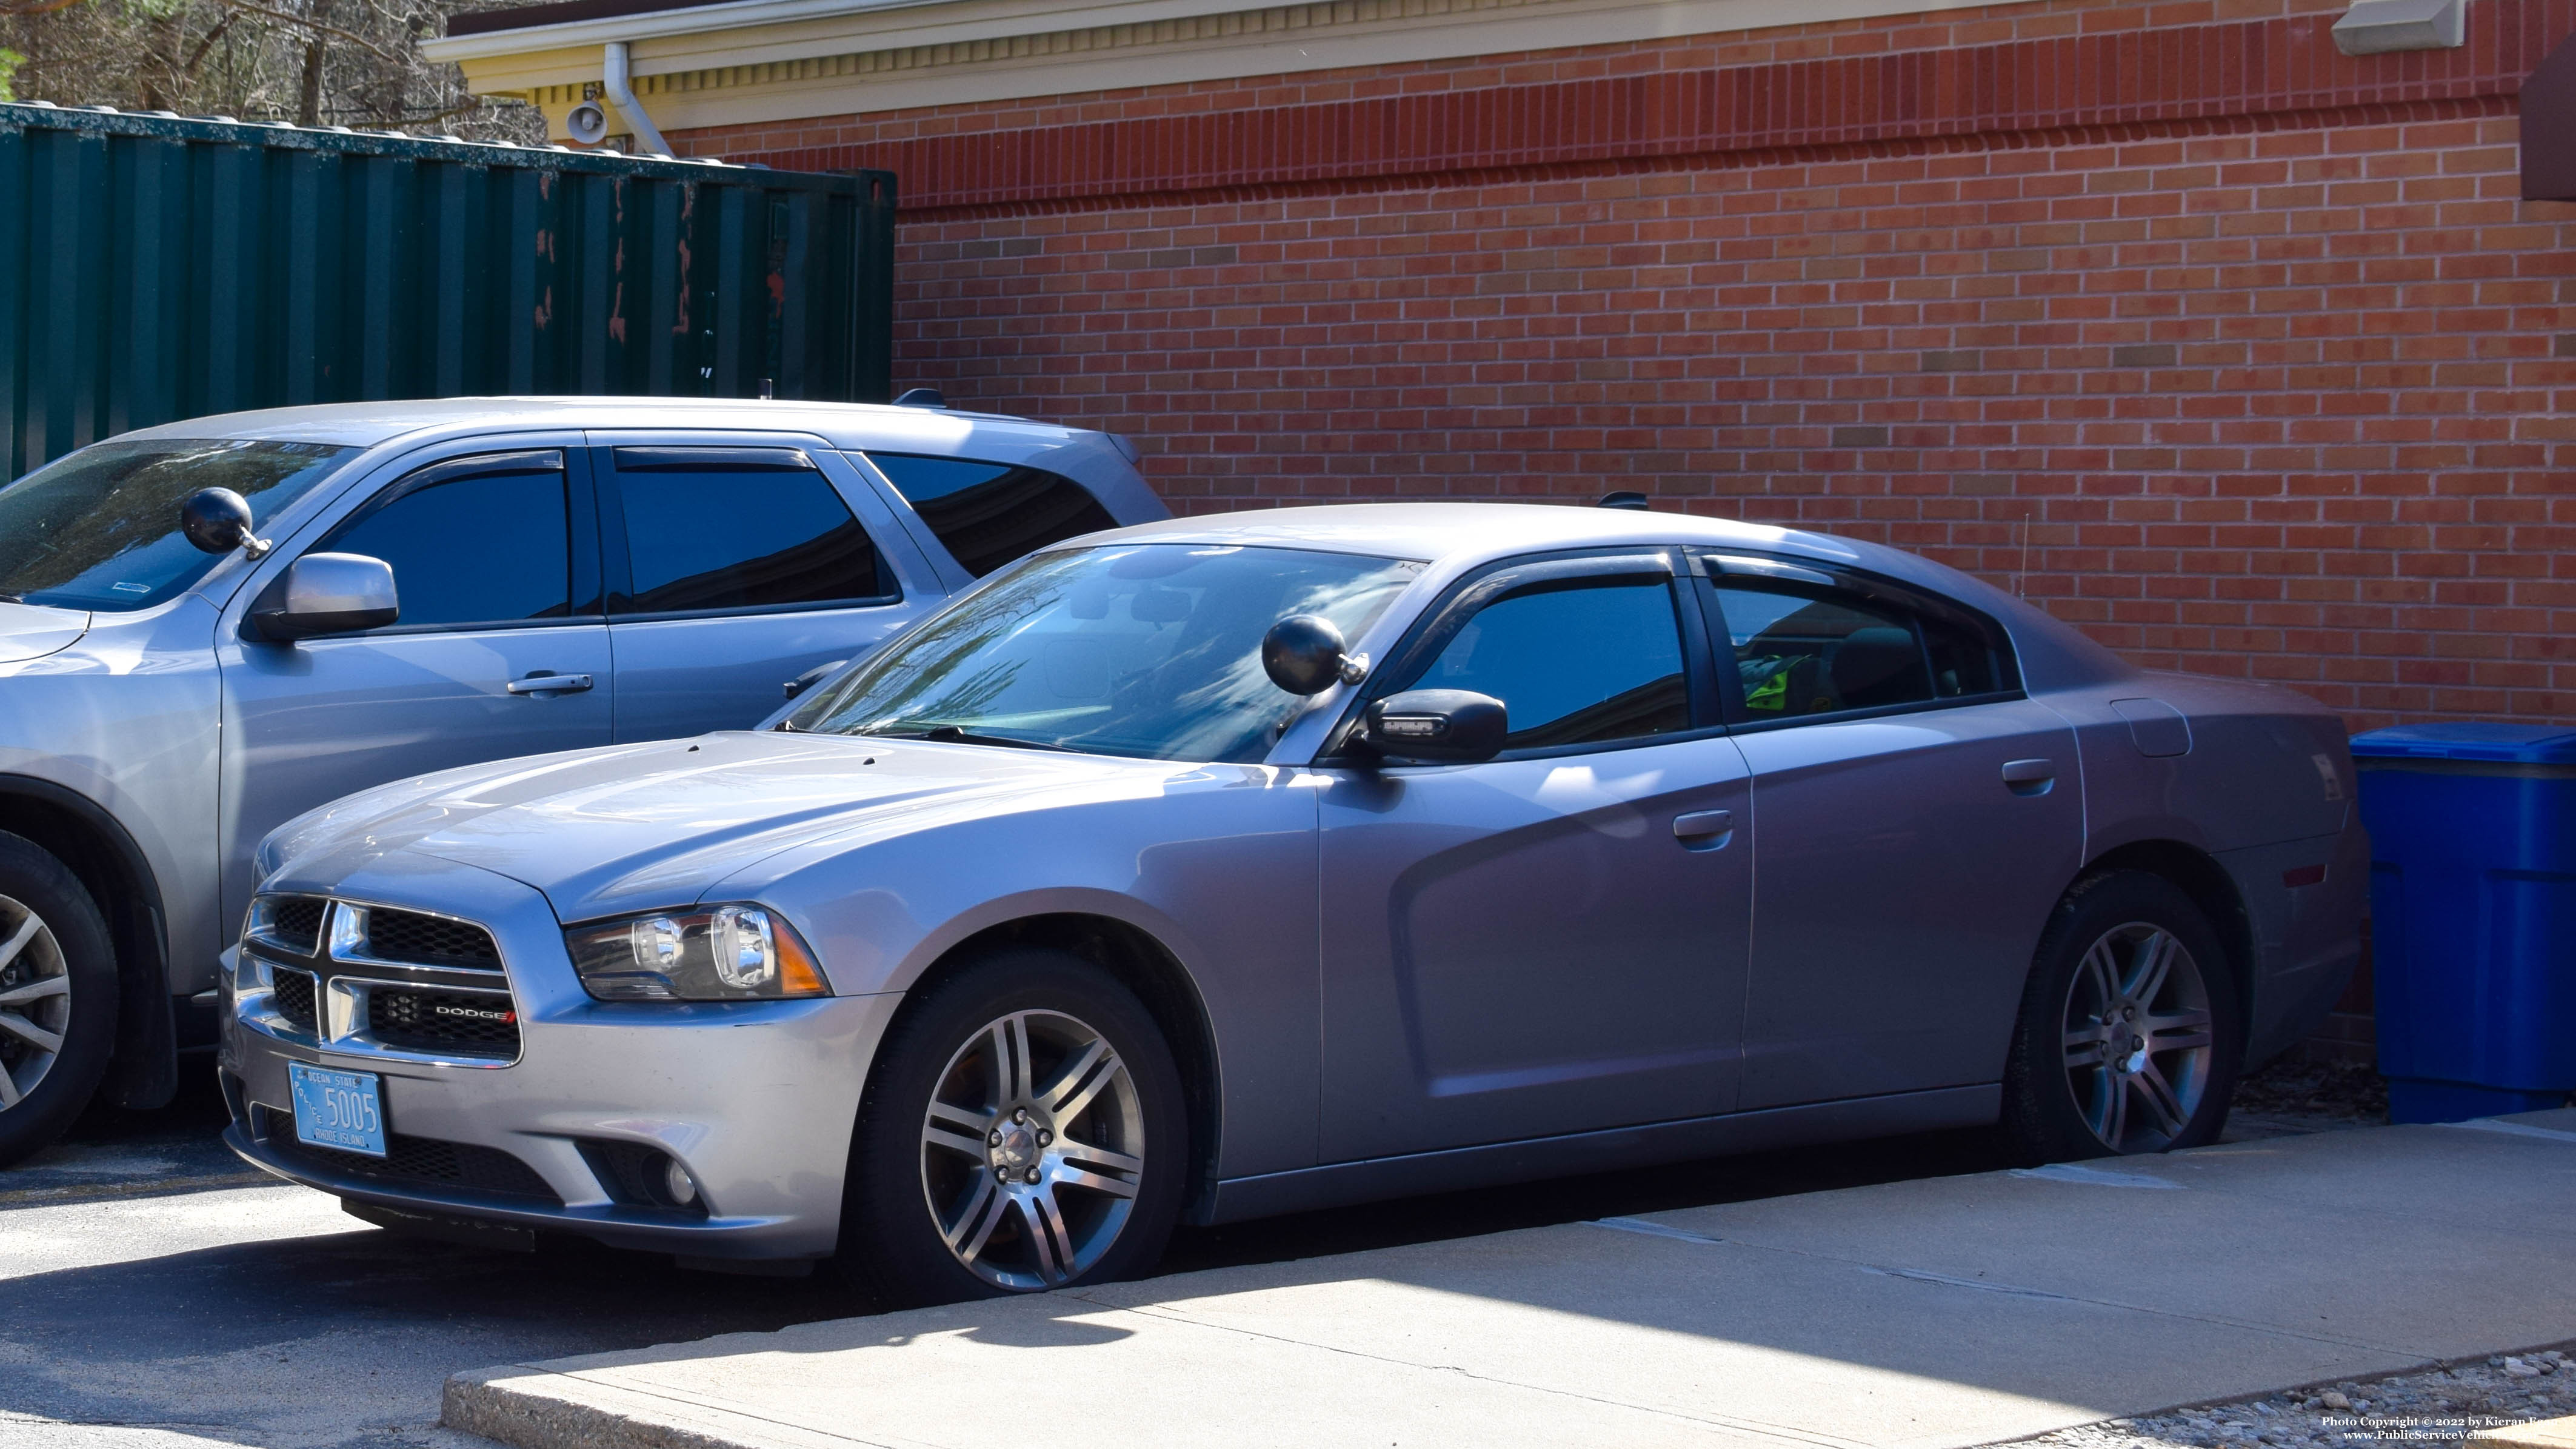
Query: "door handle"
2001 758 2056 795
506 672 595 696
1672 809 1734 842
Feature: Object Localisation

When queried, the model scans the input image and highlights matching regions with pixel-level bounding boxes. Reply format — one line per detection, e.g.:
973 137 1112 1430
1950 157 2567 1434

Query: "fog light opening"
661 1157 700 1208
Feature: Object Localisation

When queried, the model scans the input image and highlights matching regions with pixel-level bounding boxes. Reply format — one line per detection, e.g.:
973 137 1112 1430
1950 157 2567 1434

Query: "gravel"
2006 1348 2576 1447
2231 1054 2391 1133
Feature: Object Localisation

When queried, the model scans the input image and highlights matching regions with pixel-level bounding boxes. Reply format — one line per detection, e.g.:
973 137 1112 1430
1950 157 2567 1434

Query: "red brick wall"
677 0 2576 732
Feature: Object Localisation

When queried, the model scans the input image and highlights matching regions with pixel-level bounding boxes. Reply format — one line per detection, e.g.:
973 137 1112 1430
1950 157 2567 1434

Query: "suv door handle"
2001 758 2056 795
506 672 595 695
1673 809 1734 842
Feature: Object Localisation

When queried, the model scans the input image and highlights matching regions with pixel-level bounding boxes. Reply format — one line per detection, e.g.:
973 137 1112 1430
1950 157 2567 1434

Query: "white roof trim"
425 0 956 61
425 0 1983 66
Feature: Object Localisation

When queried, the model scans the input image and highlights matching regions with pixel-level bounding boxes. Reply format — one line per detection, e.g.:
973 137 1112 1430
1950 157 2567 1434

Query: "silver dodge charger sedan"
220 504 2364 1301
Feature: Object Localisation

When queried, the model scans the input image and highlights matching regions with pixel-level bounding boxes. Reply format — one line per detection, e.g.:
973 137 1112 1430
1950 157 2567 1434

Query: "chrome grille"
265 898 325 954
238 897 519 1067
367 988 519 1056
269 967 318 1030
364 908 500 968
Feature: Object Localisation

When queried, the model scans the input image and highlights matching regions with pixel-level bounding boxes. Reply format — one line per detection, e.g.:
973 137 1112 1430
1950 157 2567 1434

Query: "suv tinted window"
1403 576 1689 751
611 453 890 615
1710 578 2005 719
866 453 1115 579
321 465 571 628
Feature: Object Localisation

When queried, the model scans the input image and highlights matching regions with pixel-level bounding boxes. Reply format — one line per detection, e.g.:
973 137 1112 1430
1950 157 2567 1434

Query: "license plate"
288 1061 386 1158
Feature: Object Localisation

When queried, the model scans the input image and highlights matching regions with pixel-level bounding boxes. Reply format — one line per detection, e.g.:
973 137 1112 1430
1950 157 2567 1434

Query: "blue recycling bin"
2349 723 2576 1124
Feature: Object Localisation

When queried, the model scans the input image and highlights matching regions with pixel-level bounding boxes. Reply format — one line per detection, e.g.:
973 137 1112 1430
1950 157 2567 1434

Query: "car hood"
0 602 90 664
266 730 1180 922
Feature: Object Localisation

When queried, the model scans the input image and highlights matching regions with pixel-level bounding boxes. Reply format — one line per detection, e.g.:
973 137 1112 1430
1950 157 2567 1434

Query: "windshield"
789 542 1423 762
0 439 356 611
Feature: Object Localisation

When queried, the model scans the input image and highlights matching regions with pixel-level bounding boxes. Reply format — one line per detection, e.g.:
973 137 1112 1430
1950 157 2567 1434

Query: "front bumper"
217 847 903 1260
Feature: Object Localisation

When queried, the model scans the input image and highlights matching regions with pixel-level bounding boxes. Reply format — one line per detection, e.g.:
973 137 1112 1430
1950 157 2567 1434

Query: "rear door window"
607 448 892 615
864 453 1115 579
319 456 576 629
1704 564 2011 721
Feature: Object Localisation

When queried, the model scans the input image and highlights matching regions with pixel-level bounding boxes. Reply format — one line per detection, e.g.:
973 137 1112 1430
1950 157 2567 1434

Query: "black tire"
0 831 119 1170
838 947 1188 1305
2000 870 2241 1165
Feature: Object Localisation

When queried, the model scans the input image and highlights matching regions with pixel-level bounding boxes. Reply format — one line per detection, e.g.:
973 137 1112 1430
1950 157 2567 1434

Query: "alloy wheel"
918 1009 1146 1291
2060 921 2218 1153
0 894 70 1111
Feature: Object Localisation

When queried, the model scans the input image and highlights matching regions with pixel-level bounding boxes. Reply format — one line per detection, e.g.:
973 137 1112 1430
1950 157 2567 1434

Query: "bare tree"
0 0 544 142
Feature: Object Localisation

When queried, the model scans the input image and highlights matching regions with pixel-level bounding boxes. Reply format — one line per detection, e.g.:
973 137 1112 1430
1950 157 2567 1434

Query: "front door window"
321 465 575 627
1406 576 1690 751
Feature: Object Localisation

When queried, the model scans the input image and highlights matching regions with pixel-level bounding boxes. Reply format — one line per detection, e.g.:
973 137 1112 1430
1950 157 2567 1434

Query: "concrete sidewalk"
444 1111 2576 1449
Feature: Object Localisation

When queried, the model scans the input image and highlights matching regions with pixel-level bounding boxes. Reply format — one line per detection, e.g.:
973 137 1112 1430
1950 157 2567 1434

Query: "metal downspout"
602 41 672 158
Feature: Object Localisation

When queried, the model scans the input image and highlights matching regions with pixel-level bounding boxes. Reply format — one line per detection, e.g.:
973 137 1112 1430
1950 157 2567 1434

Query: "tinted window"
1406 577 1689 750
612 458 889 614
322 467 570 628
866 453 1115 579
0 439 353 611
1712 581 2003 718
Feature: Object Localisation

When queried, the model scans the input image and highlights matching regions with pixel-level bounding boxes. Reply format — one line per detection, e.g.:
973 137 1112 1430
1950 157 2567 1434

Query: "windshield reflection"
0 439 354 611
789 543 1423 763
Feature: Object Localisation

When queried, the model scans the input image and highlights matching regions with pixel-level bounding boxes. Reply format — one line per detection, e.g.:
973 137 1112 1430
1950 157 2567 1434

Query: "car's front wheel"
841 947 1187 1304
2001 870 2241 1163
0 831 118 1170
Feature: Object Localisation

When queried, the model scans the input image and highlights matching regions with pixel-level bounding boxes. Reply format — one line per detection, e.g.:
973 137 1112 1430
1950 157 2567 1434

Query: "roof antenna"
894 387 947 409
1597 491 1650 511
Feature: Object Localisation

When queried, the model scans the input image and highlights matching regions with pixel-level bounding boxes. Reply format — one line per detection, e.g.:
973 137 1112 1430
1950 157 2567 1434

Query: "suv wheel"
841 947 1187 1304
0 831 118 1169
2001 870 2241 1163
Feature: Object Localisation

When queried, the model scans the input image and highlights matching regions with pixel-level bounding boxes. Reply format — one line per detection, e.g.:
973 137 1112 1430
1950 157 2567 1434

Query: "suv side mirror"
784 658 849 700
250 553 399 642
179 488 272 558
1362 689 1508 764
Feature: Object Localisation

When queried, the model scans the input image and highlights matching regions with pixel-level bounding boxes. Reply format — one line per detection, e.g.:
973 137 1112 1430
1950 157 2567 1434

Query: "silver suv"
0 398 1162 1165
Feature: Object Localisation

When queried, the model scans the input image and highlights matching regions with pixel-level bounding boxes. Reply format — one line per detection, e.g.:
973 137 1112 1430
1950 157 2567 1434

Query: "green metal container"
0 103 896 478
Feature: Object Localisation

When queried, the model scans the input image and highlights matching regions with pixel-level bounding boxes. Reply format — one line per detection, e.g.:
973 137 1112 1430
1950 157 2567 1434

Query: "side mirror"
784 658 849 700
250 553 399 642
1261 615 1368 696
180 488 272 558
1362 689 1508 764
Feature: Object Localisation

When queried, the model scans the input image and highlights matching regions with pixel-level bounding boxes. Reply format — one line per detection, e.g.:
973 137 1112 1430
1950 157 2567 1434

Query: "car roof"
1109 501 1860 566
114 397 1089 451
1103 503 2136 690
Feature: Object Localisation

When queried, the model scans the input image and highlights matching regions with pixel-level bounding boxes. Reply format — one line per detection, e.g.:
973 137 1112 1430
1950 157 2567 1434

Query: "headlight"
565 905 829 1001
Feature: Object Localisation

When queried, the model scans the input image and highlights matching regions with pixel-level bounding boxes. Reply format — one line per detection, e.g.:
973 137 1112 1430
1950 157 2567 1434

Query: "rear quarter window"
863 453 1116 579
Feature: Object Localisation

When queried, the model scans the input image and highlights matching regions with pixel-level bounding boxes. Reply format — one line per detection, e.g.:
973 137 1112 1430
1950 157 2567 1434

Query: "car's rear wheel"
2001 870 2240 1163
0 831 118 1170
841 947 1187 1304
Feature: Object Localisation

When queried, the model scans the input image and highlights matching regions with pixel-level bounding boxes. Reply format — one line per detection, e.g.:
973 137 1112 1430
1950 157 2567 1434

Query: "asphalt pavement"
0 1065 2381 1449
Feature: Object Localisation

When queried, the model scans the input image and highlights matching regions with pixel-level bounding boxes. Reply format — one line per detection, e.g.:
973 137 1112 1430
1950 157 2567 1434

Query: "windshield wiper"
860 724 1077 753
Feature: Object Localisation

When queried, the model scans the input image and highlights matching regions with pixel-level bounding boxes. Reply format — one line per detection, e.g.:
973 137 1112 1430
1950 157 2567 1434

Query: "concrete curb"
2480 1416 2576 1448
439 1112 2576 1449
444 1365 871 1449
